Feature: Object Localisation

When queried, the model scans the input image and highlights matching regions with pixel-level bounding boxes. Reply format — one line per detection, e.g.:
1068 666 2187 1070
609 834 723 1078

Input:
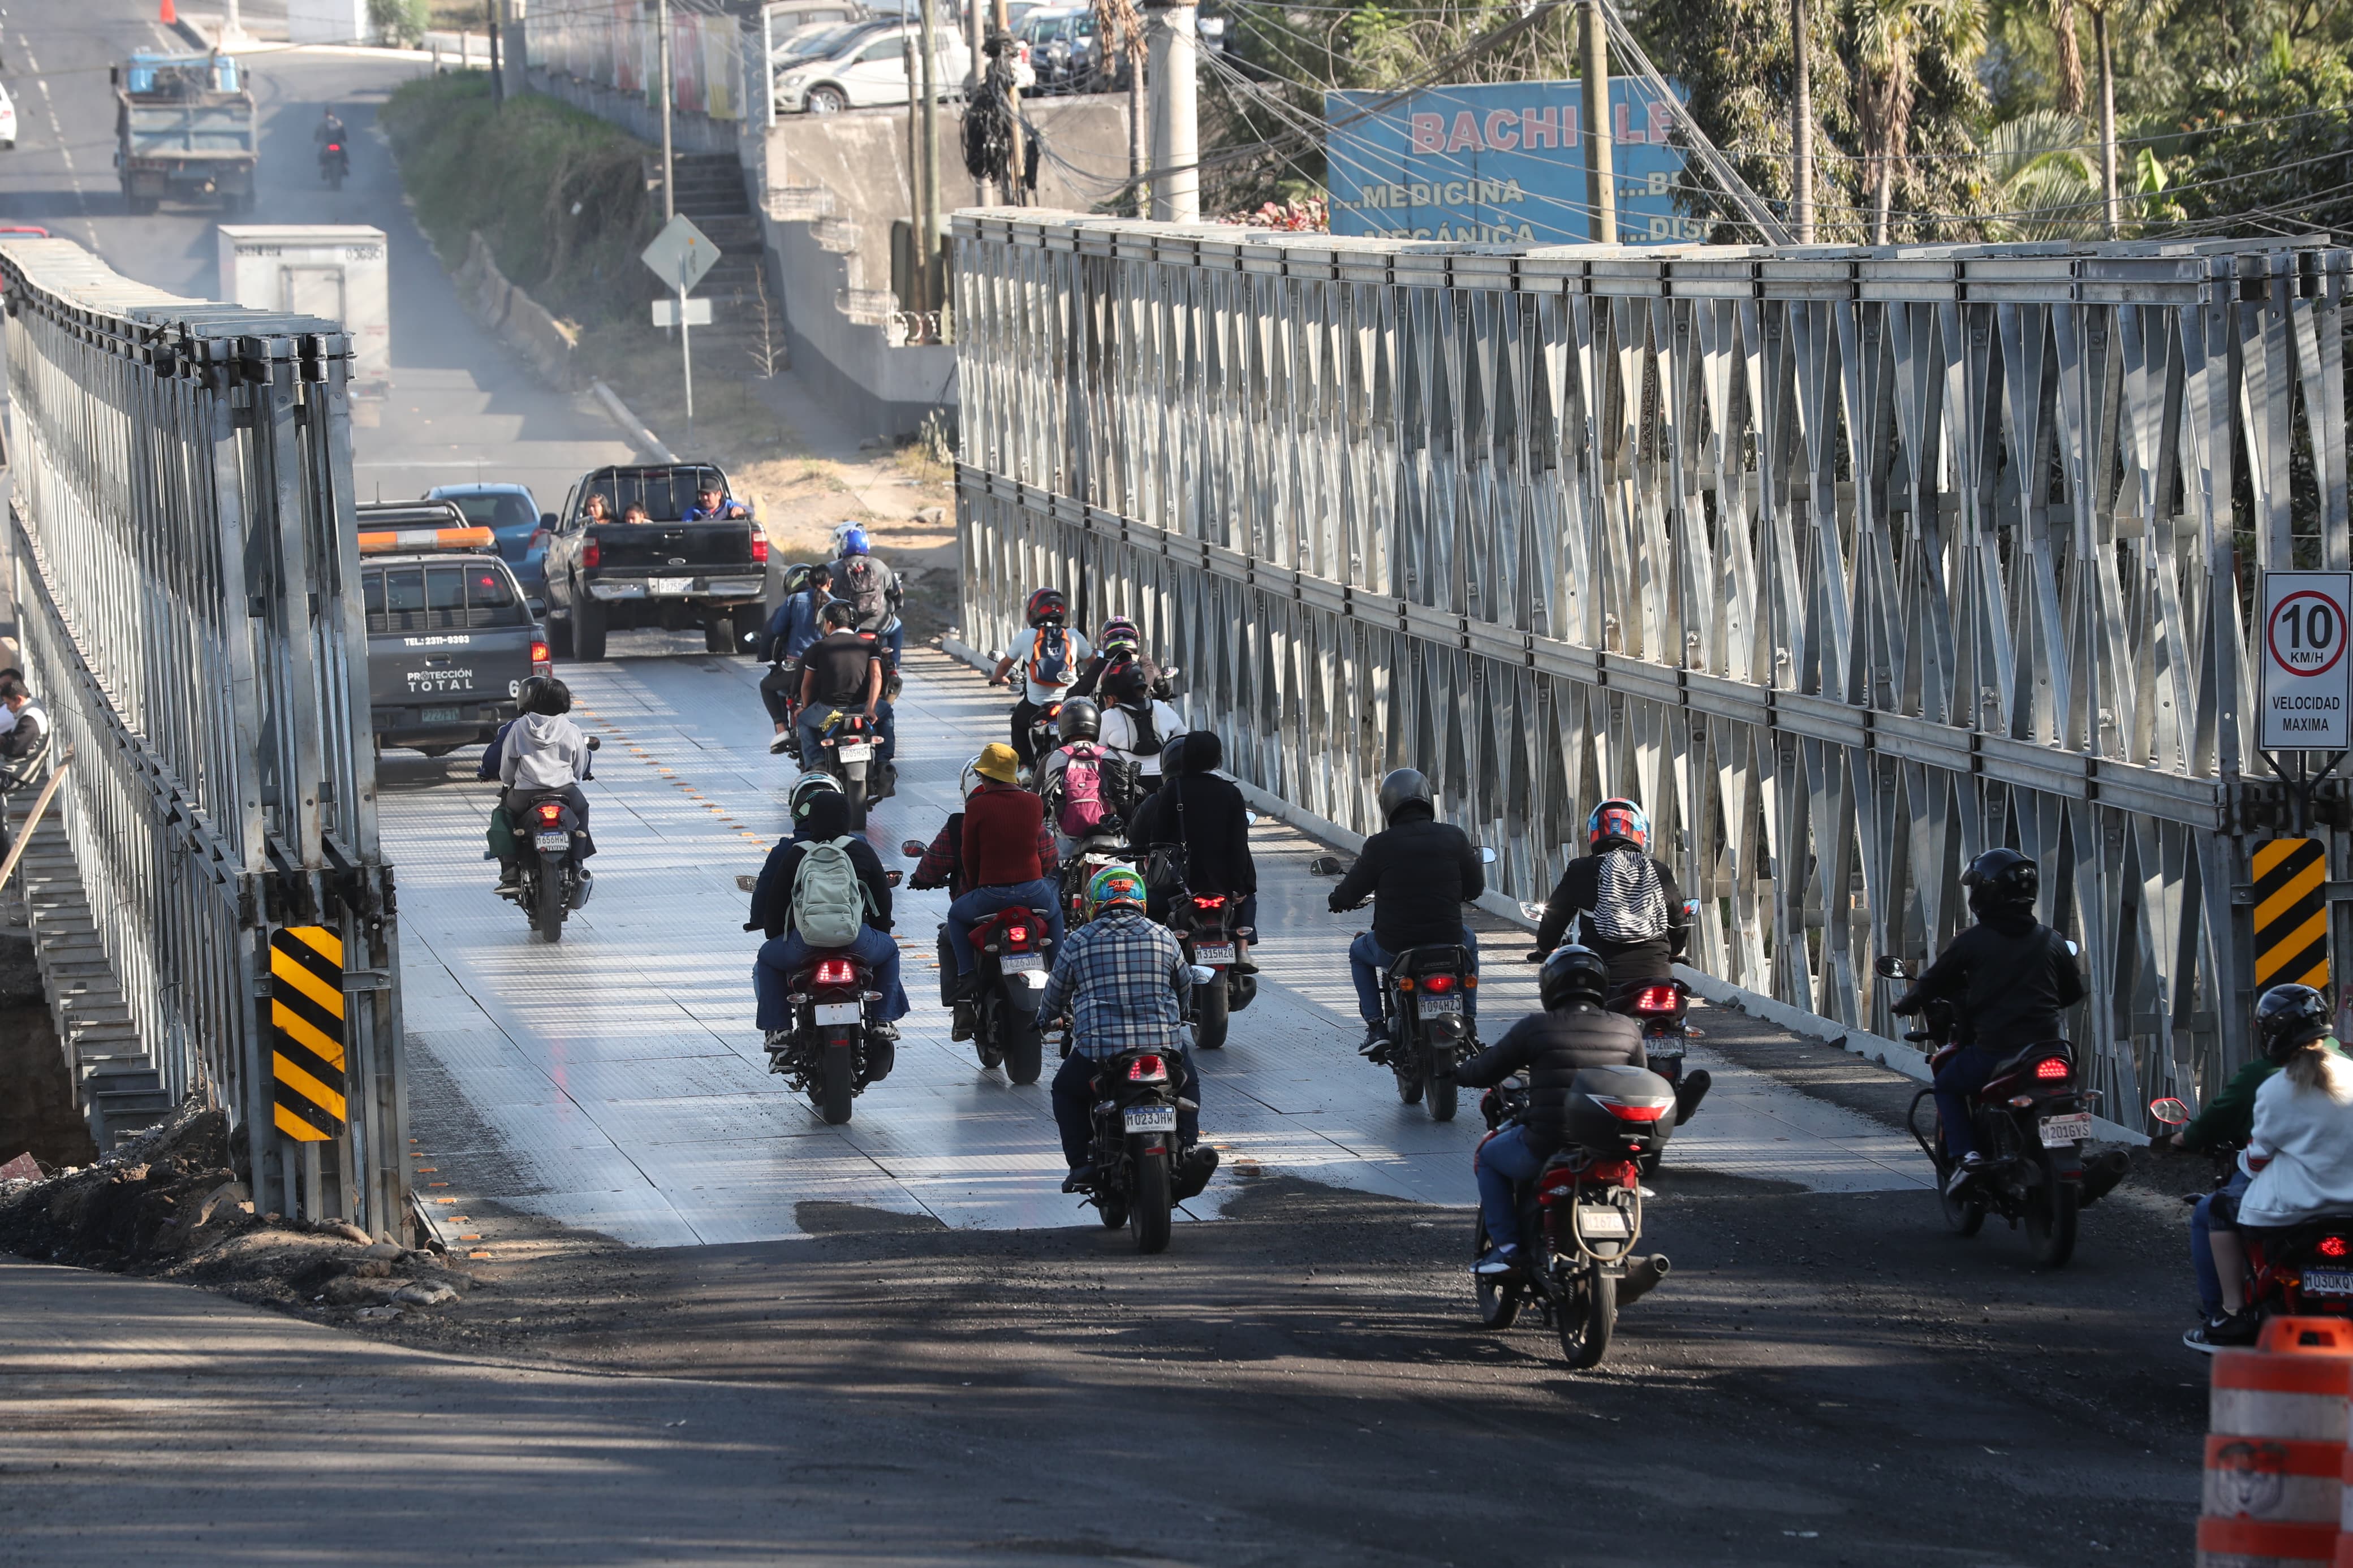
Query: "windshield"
445 493 539 532
778 21 863 62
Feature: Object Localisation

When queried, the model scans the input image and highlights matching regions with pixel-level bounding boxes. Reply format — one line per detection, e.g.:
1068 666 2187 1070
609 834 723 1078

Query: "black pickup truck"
542 463 774 660
355 501 548 757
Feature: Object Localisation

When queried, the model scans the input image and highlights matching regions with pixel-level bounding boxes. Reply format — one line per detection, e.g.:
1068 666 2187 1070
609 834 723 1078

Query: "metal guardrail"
0 238 404 1234
953 211 2353 1114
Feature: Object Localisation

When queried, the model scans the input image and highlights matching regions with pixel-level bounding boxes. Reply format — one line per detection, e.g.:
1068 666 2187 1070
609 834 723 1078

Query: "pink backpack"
1053 742 1110 837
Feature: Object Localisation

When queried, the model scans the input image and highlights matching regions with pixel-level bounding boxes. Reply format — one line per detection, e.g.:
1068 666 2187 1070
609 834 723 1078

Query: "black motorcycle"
1167 891 1254 1051
767 869 904 1124
807 709 882 828
2151 1099 2353 1343
1316 846 1496 1121
1877 953 2127 1267
1472 1069 1675 1370
501 736 600 943
1020 701 1064 787
1066 1042 1184 1253
902 841 1054 1083
320 139 348 189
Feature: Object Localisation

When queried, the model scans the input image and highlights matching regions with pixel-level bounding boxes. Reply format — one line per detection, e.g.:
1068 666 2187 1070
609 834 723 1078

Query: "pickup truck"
113 53 256 214
543 463 773 660
356 502 549 757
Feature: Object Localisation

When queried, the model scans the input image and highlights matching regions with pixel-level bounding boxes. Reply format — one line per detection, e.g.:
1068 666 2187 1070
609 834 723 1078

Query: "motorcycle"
1059 832 1142 927
501 736 600 943
1066 1041 1185 1254
1877 953 2127 1267
767 869 904 1124
2152 1098 2353 1342
807 708 881 828
1472 1070 1675 1370
1167 891 1253 1051
1020 701 1064 787
1316 846 1496 1122
320 140 348 189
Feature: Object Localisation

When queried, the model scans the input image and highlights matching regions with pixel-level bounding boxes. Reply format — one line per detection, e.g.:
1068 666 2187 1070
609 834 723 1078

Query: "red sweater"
963 783 1050 887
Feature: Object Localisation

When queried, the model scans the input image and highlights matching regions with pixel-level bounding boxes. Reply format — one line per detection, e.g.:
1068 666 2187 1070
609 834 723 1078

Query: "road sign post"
640 214 720 451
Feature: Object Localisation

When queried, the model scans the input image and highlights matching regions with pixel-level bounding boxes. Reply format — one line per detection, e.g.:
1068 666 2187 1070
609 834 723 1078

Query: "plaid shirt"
1039 908 1192 1059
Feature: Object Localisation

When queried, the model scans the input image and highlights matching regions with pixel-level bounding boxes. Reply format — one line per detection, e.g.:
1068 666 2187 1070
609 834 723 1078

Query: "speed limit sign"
2260 571 2353 750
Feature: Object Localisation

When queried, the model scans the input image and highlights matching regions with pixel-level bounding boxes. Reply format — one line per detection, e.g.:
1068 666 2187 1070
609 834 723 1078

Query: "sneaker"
1061 1164 1096 1194
951 1001 977 1042
768 732 794 755
494 866 520 893
1357 1024 1390 1060
2183 1306 2263 1353
868 1021 901 1041
762 1029 792 1056
1473 1246 1523 1278
1943 1153 1988 1200
1174 1143 1220 1201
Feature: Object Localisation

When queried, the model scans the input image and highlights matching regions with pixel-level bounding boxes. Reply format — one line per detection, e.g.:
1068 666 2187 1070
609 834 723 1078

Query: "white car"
774 24 974 113
0 84 16 151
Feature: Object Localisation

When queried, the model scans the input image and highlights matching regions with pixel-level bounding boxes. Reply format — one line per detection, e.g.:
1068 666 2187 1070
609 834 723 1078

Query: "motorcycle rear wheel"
1472 1214 1520 1329
1557 1265 1617 1369
1194 972 1229 1050
818 1041 856 1125
1427 1070 1458 1123
1002 1012 1043 1086
2025 1163 2079 1268
844 772 869 830
1130 1144 1172 1254
533 865 567 943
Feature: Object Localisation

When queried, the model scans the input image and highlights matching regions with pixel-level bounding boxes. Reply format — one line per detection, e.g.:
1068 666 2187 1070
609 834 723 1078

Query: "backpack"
1051 742 1111 837
1589 846 1669 945
838 556 891 631
791 836 872 949
1027 625 1072 688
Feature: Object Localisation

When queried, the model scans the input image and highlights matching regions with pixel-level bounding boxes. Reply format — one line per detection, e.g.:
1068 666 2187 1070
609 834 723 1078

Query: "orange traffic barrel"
2200 1318 2353 1568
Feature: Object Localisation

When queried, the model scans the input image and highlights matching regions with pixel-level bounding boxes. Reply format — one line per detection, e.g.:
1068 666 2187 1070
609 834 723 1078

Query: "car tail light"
751 534 769 564
1423 974 1455 994
1126 1054 1169 1082
2035 1057 2070 1082
1632 984 1679 1014
530 639 551 671
581 538 601 568
814 958 858 986
2322 1236 2350 1259
534 802 564 824
1588 1094 1670 1122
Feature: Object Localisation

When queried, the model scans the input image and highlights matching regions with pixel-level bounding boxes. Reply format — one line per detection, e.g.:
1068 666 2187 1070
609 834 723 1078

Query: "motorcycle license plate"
1123 1106 1177 1134
835 741 873 761
1001 953 1043 973
2038 1112 2093 1148
1420 995 1462 1015
1193 943 1234 965
649 576 694 595
533 831 570 853
1576 1207 1630 1239
422 706 460 724
812 1001 863 1026
2303 1268 2353 1298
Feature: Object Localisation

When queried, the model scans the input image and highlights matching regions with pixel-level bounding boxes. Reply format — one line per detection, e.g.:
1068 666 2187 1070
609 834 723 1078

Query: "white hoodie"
2239 1047 2353 1228
499 712 591 793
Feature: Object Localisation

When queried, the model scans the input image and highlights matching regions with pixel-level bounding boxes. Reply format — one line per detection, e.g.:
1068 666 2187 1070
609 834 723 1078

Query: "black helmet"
2257 983 2334 1064
1962 847 2037 918
1025 587 1067 628
1539 943 1611 1012
780 561 816 597
1057 697 1101 743
1377 768 1434 824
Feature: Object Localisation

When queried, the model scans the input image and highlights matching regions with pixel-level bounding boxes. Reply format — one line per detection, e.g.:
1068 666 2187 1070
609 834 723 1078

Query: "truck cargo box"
216 226 390 396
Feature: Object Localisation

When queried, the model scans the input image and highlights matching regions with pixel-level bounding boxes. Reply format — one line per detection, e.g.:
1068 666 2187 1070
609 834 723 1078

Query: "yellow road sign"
270 926 346 1143
2253 838 2331 992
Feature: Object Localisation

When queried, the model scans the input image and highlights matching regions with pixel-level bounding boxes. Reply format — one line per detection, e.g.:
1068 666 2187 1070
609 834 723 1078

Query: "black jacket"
1129 762 1255 896
1535 849 1690 987
1897 912 2084 1049
1456 1003 1648 1151
1328 803 1484 952
746 796 893 939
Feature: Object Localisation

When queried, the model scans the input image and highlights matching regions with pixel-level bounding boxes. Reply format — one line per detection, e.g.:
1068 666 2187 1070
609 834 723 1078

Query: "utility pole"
1145 0 1197 221
488 0 504 106
991 0 1025 204
1789 0 1813 242
657 0 675 223
1579 0 1612 243
920 0 940 309
2093 3 2119 238
904 34 923 301
968 0 989 204
1128 50 1146 213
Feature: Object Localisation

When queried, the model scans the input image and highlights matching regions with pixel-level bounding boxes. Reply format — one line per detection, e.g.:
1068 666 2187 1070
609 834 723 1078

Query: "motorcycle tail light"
1004 923 1031 948
751 534 769 564
2323 1236 2350 1259
581 538 601 569
1588 1094 1670 1123
1423 974 1455 994
814 958 859 986
2034 1056 2070 1082
1588 1159 1640 1188
327 142 342 151
1632 984 1680 1014
534 802 564 824
1193 895 1225 909
1127 1054 1169 1082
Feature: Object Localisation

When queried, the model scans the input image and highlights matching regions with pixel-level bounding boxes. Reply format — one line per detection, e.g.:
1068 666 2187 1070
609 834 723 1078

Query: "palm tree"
1980 108 2101 238
1854 0 1986 243
2049 0 2085 114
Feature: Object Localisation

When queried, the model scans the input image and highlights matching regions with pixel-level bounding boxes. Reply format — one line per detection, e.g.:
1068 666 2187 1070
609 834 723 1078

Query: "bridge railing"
0 239 404 1234
955 213 2352 1114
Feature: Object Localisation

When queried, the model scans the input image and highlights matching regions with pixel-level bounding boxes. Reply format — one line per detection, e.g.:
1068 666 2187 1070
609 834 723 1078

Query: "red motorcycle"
2153 1098 2353 1336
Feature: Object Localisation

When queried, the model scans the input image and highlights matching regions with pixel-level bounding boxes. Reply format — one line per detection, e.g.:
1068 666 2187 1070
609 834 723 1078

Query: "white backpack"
791 836 872 949
1591 847 1669 944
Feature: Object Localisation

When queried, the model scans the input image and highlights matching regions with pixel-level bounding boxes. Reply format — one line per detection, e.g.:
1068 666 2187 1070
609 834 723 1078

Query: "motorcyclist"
1327 768 1485 1057
314 106 346 155
747 774 906 1066
1128 729 1255 961
1889 848 2086 1199
795 600 890 771
2169 984 2305 1347
989 587 1092 771
493 676 596 894
1097 664 1182 796
755 562 833 757
1040 863 1219 1201
1038 698 1141 850
1068 615 1161 699
1531 798 1695 1001
1456 944 1648 1277
826 525 905 671
943 742 1063 1038
2189 985 2353 1350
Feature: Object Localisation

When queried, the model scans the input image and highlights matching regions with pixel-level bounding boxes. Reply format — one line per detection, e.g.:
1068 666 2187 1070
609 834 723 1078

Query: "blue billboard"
1324 79 1701 245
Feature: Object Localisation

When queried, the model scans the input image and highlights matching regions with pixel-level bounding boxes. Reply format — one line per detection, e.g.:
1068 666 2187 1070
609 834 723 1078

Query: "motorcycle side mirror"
585 736 601 751
1479 847 1497 864
2066 939 2081 957
1187 964 1217 984
1244 811 1257 826
2150 1097 2192 1126
1306 854 1346 877
1518 901 1547 923
1872 955 1908 979
900 839 926 858
885 870 904 887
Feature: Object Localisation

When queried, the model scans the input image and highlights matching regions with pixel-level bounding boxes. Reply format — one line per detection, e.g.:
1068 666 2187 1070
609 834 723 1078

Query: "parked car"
773 24 973 113
355 502 549 759
1018 6 1098 93
425 481 551 604
765 0 868 57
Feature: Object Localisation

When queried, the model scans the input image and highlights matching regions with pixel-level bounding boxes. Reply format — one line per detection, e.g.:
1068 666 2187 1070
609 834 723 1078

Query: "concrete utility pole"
920 0 940 306
1145 0 1197 222
2093 3 2119 237
1789 0 1813 241
967 0 984 95
1579 0 1612 243
991 0 1025 205
657 0 675 223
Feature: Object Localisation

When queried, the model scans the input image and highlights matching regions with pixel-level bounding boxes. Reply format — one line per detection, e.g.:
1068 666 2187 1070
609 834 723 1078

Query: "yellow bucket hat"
973 742 1021 784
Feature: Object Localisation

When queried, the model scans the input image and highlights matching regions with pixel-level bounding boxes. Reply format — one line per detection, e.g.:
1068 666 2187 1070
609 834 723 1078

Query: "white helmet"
958 753 985 799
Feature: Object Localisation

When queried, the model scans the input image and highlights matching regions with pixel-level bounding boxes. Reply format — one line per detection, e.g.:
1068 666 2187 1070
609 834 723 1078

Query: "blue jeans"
1476 1123 1546 1251
946 879 1063 977
1052 1046 1200 1168
2194 1167 2253 1316
797 699 896 767
754 925 907 1030
1349 927 1480 1025
881 621 905 667
1933 1044 1997 1160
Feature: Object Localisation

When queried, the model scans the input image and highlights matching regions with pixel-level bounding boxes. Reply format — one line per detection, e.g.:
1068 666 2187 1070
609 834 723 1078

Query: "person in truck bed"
687 483 753 522
583 493 614 525
622 503 652 525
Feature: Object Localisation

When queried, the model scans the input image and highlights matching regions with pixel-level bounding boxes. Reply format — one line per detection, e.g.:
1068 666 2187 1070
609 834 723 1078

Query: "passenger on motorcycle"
747 774 907 1049
1067 615 1161 699
796 601 893 770
1041 864 1219 1199
1889 848 2086 1199
989 588 1092 770
2164 1002 2284 1337
1456 944 1647 1277
1328 768 1485 1057
825 526 904 671
755 563 833 755
1531 798 1695 999
908 754 987 902
1128 729 1255 957
1097 665 1183 794
1039 698 1145 854
2183 984 2353 1349
492 677 596 893
945 743 1064 1036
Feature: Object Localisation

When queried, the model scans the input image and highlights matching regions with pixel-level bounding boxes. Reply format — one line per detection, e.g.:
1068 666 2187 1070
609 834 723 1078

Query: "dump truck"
217 226 390 397
114 53 256 214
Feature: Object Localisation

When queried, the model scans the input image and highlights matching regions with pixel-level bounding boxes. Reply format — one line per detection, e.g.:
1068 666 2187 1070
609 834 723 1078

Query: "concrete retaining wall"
452 231 579 388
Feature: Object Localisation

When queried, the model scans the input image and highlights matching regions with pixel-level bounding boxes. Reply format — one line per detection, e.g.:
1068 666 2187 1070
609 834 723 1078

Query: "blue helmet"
839 526 871 556
1588 797 1650 850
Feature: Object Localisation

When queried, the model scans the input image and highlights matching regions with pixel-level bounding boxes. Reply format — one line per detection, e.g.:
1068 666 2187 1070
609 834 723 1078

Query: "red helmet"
1025 587 1068 628
1588 798 1649 851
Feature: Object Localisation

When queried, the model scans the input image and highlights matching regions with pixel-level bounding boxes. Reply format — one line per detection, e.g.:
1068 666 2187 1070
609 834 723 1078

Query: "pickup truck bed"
545 464 775 660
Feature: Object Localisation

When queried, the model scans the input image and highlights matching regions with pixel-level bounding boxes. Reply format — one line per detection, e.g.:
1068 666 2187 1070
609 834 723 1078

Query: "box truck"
217 226 390 397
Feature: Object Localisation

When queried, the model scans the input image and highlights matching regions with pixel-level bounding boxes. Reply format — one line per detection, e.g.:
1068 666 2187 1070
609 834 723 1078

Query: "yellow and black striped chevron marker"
270 926 346 1143
2253 838 2332 992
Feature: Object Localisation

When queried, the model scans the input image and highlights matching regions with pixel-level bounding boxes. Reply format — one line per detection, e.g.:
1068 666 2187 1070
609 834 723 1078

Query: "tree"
2165 41 2353 235
369 0 428 49
1980 107 2100 236
1853 0 1987 240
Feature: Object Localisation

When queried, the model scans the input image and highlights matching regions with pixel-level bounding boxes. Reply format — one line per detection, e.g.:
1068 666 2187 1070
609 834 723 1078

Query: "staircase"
668 153 783 379
15 807 173 1148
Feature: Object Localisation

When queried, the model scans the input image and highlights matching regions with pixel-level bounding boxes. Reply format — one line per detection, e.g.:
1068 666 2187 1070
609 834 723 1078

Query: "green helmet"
1085 864 1147 919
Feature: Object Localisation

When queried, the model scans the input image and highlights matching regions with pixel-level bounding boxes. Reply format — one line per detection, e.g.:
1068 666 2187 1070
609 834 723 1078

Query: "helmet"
959 753 986 798
1104 664 1148 705
839 526 871 556
1085 863 1148 919
516 673 551 713
1098 616 1140 654
788 772 843 823
1962 847 2037 918
1588 797 1649 851
780 561 816 597
1057 698 1101 743
1377 768 1434 825
1539 943 1612 1012
2257 983 2334 1063
1025 587 1068 628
